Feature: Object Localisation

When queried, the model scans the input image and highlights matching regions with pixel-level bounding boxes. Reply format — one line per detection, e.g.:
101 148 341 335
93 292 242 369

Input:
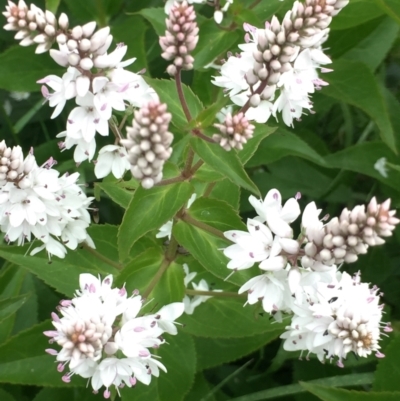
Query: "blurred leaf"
375 0 400 23
208 179 240 210
193 20 241 69
111 15 148 71
33 388 98 401
0 320 83 386
45 0 60 13
323 59 398 153
239 125 277 165
145 78 204 130
0 46 63 92
228 373 374 401
249 0 288 22
188 197 246 232
324 142 400 191
0 294 29 324
180 297 286 338
331 0 384 29
173 220 252 287
195 331 282 370
247 128 326 168
0 388 16 401
341 17 399 72
184 373 216 401
137 8 166 36
118 182 194 261
301 383 400 401
373 335 400 391
191 137 260 195
192 98 228 129
13 99 44 134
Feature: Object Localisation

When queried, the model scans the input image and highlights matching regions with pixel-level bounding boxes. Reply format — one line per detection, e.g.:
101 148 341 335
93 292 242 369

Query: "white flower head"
94 145 131 179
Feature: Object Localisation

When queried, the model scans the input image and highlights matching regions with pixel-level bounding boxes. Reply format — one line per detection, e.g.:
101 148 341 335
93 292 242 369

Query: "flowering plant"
0 0 400 400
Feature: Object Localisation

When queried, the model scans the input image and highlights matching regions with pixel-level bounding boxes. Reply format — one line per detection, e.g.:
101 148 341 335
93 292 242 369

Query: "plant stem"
185 289 246 298
203 182 216 197
194 130 216 143
156 175 186 186
175 68 192 122
183 147 195 175
81 243 123 270
118 113 129 131
181 213 226 240
239 80 268 114
142 236 178 298
190 159 204 175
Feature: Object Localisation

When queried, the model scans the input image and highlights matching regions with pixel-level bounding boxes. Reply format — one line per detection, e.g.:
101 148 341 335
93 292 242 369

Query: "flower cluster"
4 1 156 178
222 188 398 365
212 0 349 127
45 274 184 397
121 99 174 189
0 140 93 258
160 1 199 76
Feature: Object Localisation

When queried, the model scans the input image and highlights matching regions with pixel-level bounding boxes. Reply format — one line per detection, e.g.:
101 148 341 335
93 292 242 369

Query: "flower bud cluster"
213 112 255 151
0 140 24 185
0 141 94 259
45 273 184 397
160 1 199 76
121 99 173 189
212 0 348 127
302 198 399 271
221 188 396 366
3 2 157 178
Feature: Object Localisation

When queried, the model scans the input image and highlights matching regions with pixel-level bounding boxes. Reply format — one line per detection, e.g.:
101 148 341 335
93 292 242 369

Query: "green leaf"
122 332 196 401
195 331 283 370
193 20 241 69
374 0 400 23
45 0 61 13
180 297 286 338
192 97 228 129
324 142 400 192
341 17 399 72
144 78 204 130
184 373 216 401
331 0 384 29
0 294 29 324
137 8 166 36
0 320 84 386
301 383 400 401
173 220 252 287
208 179 240 210
33 388 98 401
0 46 63 92
118 182 194 261
247 128 327 168
323 59 397 153
373 335 400 391
0 388 16 401
239 125 277 165
188 197 246 232
191 137 259 195
95 182 133 209
228 373 374 401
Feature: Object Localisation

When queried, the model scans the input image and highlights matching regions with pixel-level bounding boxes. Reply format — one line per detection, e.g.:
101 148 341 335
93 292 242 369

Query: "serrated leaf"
180 297 286 338
375 0 400 23
144 78 204 130
0 46 63 92
301 383 400 401
0 320 84 386
193 20 241 69
195 330 283 370
191 137 259 195
173 220 252 287
0 294 29 324
373 335 400 391
191 97 228 129
323 59 397 153
118 182 194 261
239 125 277 165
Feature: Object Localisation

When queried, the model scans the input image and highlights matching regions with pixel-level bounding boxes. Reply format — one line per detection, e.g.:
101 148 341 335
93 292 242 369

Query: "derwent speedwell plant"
1 0 400 400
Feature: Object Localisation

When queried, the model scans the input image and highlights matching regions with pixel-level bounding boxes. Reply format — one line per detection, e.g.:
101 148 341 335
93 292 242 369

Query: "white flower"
94 145 131 179
45 273 185 395
57 130 97 163
374 157 388 178
281 271 390 365
249 189 300 238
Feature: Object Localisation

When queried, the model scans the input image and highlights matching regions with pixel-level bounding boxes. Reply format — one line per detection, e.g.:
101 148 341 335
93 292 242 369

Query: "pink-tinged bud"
45 348 58 356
